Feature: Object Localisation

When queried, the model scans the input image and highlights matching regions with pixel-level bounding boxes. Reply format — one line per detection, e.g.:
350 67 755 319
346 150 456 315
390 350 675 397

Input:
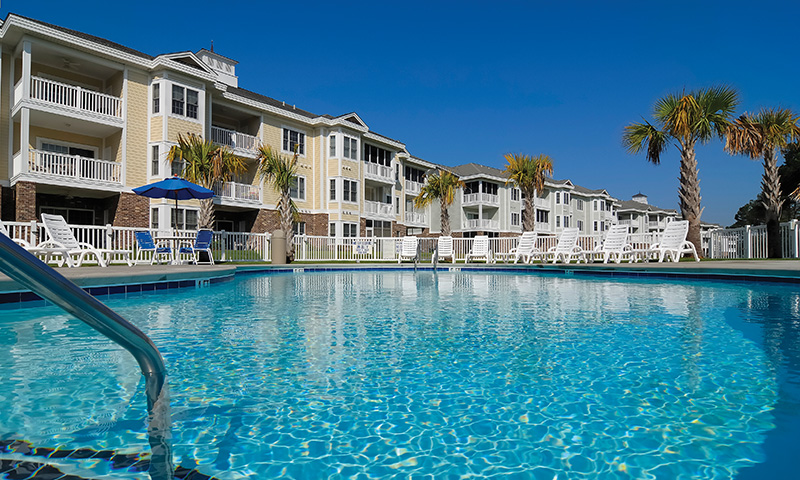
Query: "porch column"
19 41 32 175
21 40 31 100
478 181 483 224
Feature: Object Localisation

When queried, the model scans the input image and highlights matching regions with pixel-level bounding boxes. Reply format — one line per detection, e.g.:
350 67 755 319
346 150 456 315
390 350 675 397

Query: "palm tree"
725 108 800 257
413 169 464 236
503 153 554 231
167 133 246 229
257 145 299 261
623 86 739 256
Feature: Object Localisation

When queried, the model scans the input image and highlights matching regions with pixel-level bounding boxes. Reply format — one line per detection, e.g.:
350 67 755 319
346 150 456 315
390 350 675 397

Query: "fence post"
745 225 752 259
105 224 113 250
793 220 800 259
30 220 38 245
220 231 228 262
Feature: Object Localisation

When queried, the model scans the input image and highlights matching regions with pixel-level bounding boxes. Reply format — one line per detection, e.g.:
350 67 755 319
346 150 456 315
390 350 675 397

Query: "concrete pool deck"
2 259 800 300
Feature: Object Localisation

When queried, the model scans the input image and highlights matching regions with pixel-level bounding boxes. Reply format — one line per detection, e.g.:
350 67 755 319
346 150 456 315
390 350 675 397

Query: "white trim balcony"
364 200 394 218
405 179 423 195
618 219 634 227
211 126 260 156
463 192 500 206
22 76 122 118
213 181 262 205
18 148 122 186
364 162 394 184
463 219 499 230
405 210 427 226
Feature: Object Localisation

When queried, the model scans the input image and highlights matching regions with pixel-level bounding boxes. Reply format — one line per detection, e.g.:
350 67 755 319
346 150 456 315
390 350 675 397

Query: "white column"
478 181 483 224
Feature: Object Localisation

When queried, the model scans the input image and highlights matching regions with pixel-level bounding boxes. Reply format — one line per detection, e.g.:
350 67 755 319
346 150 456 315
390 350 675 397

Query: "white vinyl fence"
708 220 800 259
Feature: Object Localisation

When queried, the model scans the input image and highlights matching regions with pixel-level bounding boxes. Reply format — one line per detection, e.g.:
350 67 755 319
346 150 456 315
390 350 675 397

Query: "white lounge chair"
434 236 454 263
398 236 419 263
596 225 632 264
648 220 699 262
545 227 585 264
507 231 541 264
39 213 133 267
465 235 494 263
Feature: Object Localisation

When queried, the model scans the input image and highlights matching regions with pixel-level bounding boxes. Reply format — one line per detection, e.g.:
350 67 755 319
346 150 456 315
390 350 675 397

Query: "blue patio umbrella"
133 176 213 230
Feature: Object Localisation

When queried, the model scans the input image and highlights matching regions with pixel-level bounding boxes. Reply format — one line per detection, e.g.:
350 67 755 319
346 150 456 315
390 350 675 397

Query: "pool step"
0 439 220 480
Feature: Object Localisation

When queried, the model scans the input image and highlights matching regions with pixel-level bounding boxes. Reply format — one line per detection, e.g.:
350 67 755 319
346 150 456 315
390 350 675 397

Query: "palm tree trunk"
198 198 215 230
280 192 294 261
762 148 783 258
678 145 704 257
523 192 535 232
440 198 451 236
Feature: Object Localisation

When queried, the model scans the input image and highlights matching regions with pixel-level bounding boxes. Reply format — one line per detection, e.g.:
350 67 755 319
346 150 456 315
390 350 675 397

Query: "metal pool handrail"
0 234 174 480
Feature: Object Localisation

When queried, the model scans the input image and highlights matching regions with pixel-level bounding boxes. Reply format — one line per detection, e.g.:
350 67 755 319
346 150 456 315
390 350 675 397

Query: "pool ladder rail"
0 234 174 480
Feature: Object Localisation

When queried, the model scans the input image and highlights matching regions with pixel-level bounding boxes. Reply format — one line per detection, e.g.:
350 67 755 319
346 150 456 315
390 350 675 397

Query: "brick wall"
111 193 150 228
299 212 329 236
14 181 36 222
252 208 280 233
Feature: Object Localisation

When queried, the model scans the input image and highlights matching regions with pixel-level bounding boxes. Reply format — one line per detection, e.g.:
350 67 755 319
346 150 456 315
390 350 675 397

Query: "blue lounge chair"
179 229 215 265
134 231 172 265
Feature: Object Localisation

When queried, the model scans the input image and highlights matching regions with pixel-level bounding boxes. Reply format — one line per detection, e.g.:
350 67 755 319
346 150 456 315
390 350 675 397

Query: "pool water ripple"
0 271 790 479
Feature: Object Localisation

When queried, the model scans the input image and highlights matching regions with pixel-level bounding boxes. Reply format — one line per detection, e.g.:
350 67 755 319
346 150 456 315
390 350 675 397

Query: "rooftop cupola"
196 48 239 87
632 192 648 204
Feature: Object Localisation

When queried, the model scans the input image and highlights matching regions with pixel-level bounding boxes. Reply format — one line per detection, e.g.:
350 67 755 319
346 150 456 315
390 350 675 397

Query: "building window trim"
282 127 307 156
290 175 306 201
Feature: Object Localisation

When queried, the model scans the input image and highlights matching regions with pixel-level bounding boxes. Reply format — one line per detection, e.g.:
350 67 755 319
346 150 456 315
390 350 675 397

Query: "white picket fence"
707 220 800 259
5 220 677 264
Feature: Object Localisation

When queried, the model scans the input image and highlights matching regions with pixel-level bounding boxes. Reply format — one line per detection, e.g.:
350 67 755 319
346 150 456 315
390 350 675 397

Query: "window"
556 216 561 227
40 206 95 225
151 208 159 229
577 220 584 231
511 212 520 226
171 208 198 231
151 145 160 177
343 223 358 237
555 192 561 204
343 136 358 160
152 83 160 114
600 222 606 232
329 135 337 157
41 141 96 159
536 209 549 224
407 227 423 236
363 143 391 166
329 223 336 237
171 156 184 177
563 216 570 228
395 196 400 215
283 128 305 155
330 179 337 201
511 189 520 201
365 219 392 237
343 179 358 202
290 176 306 201
576 199 584 211
483 182 499 196
564 193 570 205
171 85 199 119
593 221 598 232
593 200 598 211
293 222 306 236
405 166 425 183
600 201 606 212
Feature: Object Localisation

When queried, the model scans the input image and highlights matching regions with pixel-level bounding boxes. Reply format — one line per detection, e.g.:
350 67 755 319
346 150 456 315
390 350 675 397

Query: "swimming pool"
1 270 799 479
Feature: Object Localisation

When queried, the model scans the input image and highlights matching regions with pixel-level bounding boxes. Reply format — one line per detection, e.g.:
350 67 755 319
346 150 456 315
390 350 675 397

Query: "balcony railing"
405 180 423 195
213 181 261 203
26 149 121 183
27 76 122 118
365 162 394 183
463 193 499 206
364 200 394 217
405 211 426 225
210 126 260 154
463 219 499 230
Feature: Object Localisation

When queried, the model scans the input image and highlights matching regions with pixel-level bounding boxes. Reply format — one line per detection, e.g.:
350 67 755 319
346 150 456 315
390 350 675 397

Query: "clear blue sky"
7 0 798 225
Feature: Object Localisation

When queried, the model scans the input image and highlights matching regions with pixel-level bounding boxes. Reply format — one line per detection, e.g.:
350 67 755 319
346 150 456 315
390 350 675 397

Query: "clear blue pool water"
1 270 799 479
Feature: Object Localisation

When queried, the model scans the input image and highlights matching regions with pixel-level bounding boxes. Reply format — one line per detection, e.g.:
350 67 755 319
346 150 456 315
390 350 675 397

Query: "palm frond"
622 122 667 165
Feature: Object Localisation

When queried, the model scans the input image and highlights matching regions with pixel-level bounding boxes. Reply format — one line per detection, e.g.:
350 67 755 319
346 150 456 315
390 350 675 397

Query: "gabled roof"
617 199 678 215
451 163 508 180
154 51 215 74
572 184 613 198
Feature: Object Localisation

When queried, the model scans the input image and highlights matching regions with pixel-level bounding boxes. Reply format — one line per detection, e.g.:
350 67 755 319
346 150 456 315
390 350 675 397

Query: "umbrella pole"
174 198 179 236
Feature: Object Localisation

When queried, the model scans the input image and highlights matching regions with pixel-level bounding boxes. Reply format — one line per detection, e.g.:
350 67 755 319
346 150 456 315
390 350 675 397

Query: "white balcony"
463 192 499 206
535 221 551 233
364 200 394 218
213 181 261 205
405 180 423 195
20 148 122 184
405 210 427 226
618 219 634 226
211 126 260 156
365 162 394 184
463 219 499 230
23 76 122 118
